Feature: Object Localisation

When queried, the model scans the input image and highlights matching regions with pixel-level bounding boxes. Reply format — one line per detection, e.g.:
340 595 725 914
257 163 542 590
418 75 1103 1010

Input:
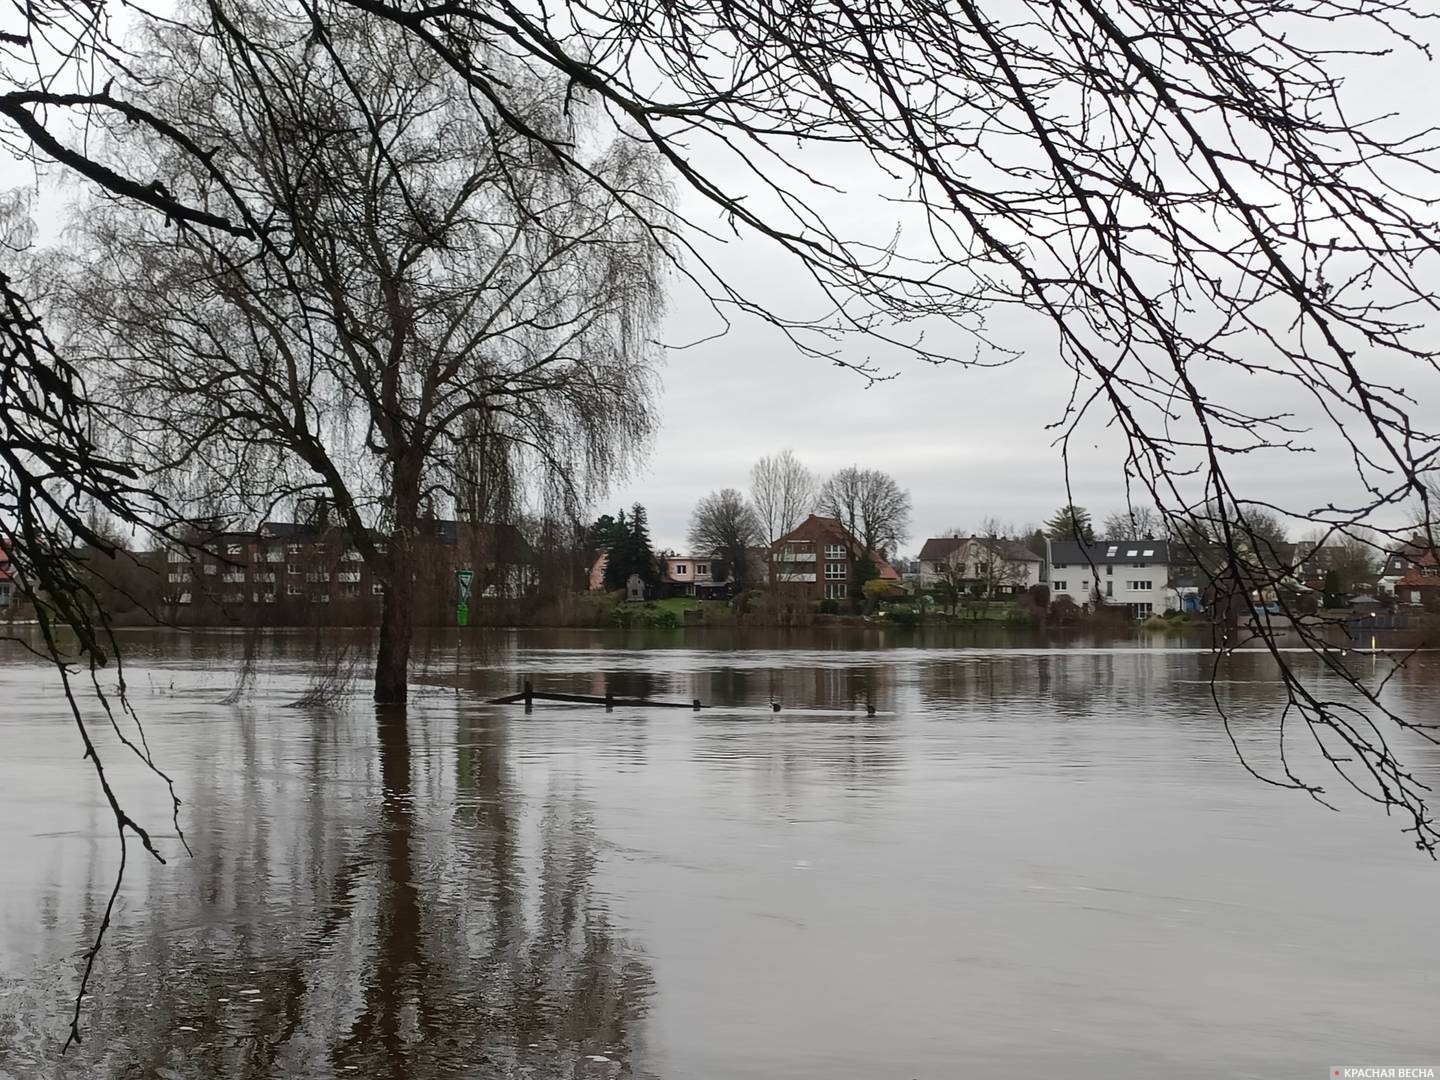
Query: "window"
226 543 243 556
1127 580 1153 591
1132 602 1153 617
259 593 276 605
340 583 360 598
287 563 302 575
697 563 708 576
1052 562 1067 570
1105 581 1113 597
202 563 218 575
1052 580 1067 592
372 582 386 595
311 591 330 604
287 583 303 596
1105 546 1117 557
222 591 245 604
176 592 192 605
1125 549 1139 557
314 543 327 556
825 544 846 559
1131 562 1147 568
675 563 688 576
1142 548 1155 557
1105 564 1113 576
824 582 848 599
167 549 186 563
825 562 846 580
287 542 302 556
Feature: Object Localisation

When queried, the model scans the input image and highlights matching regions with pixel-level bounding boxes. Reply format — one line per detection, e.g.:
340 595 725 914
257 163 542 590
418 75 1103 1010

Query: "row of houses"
140 518 530 625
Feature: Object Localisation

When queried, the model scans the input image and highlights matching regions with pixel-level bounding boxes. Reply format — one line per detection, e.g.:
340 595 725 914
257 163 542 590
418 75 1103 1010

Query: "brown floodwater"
1 626 1438 1079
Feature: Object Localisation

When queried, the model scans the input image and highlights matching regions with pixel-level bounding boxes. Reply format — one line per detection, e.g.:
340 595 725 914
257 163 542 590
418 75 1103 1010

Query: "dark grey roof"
919 536 1041 562
1049 539 1170 565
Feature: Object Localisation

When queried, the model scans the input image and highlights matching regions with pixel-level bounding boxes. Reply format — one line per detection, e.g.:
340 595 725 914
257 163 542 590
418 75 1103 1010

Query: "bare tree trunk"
374 550 414 704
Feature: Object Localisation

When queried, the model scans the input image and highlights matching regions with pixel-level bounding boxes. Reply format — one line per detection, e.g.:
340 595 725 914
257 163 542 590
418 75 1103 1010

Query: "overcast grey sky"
7 9 1436 558
607 214 1433 556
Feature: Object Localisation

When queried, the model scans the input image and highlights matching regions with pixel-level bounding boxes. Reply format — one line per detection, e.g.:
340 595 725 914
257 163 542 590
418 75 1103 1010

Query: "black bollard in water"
524 680 533 713
866 703 876 716
605 692 614 712
692 698 701 711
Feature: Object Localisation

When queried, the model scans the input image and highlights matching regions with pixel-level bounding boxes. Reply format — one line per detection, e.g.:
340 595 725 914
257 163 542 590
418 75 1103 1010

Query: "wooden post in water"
605 692 614 712
692 698 701 711
524 680 533 713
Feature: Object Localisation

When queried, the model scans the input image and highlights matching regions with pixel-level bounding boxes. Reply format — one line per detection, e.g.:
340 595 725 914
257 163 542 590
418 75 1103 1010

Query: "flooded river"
1 628 1439 1078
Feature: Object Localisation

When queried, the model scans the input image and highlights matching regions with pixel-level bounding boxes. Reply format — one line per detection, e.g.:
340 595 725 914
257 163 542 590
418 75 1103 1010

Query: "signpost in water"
456 569 474 627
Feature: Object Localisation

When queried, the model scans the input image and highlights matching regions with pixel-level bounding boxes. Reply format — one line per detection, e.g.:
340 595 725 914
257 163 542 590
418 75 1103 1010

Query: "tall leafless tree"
687 488 762 592
53 2 667 704
6 0 1440 1037
818 466 911 559
1102 507 1163 542
749 450 816 546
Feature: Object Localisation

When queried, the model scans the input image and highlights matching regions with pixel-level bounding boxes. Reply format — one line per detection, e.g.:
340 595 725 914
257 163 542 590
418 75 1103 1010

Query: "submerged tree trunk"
374 528 416 704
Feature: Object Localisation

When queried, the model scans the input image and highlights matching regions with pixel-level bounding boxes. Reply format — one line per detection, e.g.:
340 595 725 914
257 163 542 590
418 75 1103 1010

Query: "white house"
1045 539 1172 618
917 536 1044 595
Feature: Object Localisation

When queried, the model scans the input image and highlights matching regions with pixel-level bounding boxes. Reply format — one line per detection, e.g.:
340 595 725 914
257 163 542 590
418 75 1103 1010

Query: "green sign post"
456 569 474 627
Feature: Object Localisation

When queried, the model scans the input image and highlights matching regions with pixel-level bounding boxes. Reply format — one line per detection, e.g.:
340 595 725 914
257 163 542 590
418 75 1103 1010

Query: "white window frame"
1127 580 1153 591
226 543 244 556
286 583 303 597
824 562 846 580
287 542 302 556
1052 580 1067 592
824 544 846 560
824 582 847 599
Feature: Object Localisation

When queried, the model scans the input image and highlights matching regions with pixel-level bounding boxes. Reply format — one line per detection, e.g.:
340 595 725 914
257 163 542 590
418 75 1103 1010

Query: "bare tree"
5 0 1440 1035
1102 507 1163 541
818 466 911 559
55 3 667 704
972 518 1034 599
749 450 816 546
687 488 762 592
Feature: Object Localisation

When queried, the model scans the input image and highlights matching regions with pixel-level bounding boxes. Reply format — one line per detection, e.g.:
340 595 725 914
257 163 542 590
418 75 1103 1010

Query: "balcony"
775 551 817 563
343 549 363 562
252 572 275 583
166 573 189 584
221 573 246 584
337 571 362 583
776 572 817 583
265 551 286 563
306 572 330 583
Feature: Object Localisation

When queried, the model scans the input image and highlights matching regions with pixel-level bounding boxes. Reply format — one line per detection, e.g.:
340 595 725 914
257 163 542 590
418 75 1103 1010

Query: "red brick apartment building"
769 515 900 602
161 519 530 626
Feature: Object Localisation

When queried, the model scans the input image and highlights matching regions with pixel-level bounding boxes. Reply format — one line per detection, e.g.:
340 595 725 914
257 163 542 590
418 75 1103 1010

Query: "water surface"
1 628 1437 1079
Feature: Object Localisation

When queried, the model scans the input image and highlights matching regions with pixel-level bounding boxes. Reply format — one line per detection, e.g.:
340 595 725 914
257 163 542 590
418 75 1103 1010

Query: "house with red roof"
769 514 899 603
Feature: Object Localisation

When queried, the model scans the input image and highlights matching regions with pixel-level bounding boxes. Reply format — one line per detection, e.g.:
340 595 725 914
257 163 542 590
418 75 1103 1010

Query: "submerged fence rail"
489 681 702 711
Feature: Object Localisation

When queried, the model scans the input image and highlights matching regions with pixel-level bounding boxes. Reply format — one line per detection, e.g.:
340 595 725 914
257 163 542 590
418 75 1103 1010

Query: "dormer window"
1105 546 1118 557
1125 549 1139 557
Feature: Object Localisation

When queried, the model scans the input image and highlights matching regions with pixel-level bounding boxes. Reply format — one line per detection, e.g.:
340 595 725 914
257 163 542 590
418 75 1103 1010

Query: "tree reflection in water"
6 702 654 1079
